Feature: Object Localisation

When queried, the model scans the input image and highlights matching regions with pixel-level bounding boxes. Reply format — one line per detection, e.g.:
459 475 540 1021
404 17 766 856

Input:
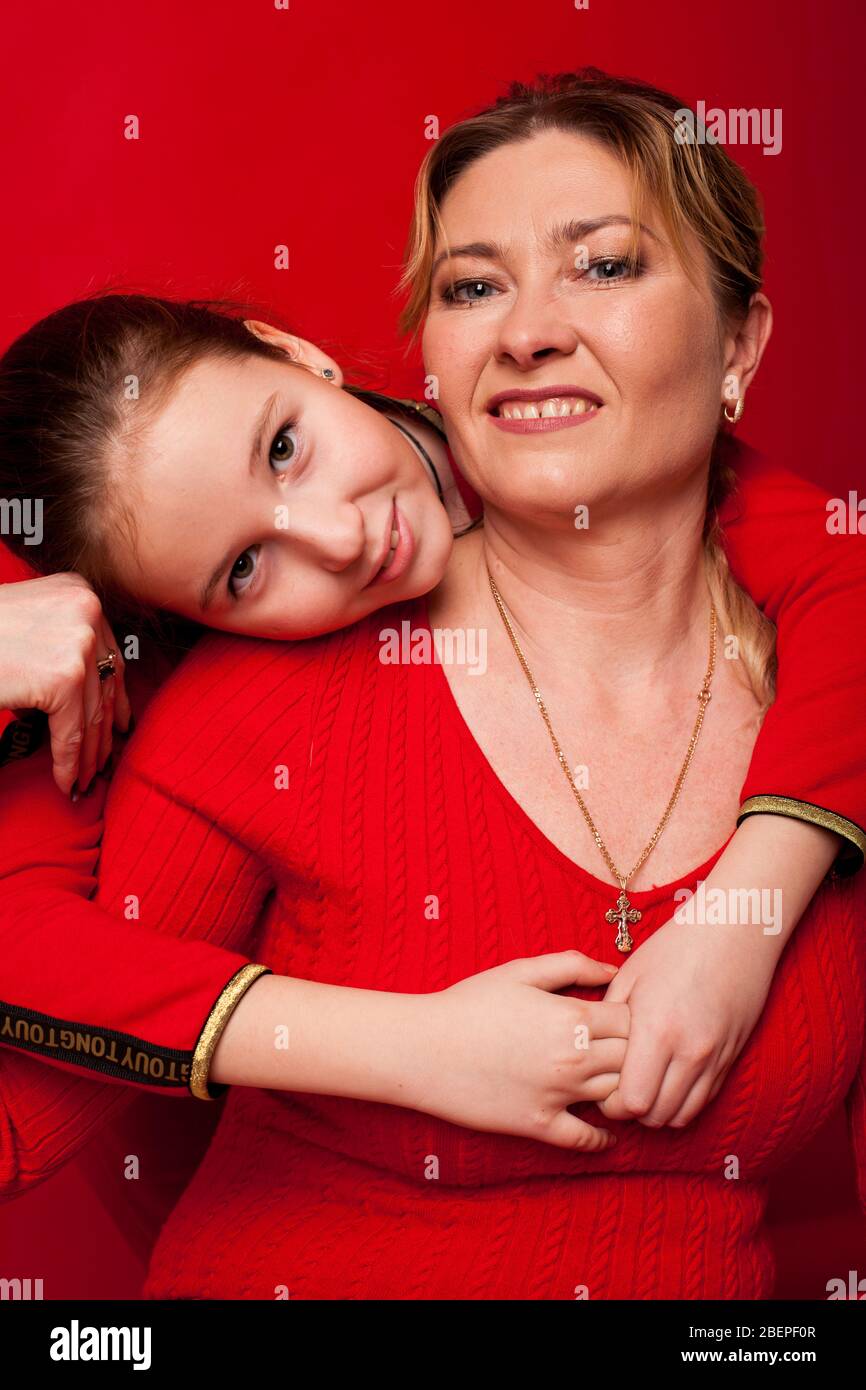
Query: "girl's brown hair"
0 292 422 647
397 67 776 707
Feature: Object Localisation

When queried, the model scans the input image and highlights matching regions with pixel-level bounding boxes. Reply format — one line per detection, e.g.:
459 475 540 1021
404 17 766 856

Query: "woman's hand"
413 950 629 1150
0 572 132 796
595 915 777 1129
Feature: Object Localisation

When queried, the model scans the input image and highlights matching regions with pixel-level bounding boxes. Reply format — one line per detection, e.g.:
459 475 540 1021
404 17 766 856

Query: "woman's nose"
285 501 366 573
493 291 581 370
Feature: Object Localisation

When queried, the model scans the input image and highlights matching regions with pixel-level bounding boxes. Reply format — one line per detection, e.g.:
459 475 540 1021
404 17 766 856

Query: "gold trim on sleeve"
189 963 272 1100
737 795 866 875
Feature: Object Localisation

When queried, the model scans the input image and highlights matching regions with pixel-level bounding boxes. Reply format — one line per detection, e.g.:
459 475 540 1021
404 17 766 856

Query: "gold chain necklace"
486 567 717 953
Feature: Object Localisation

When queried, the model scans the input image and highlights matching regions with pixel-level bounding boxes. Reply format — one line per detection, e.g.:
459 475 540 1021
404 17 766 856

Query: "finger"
47 695 87 796
579 999 631 1041
101 617 132 733
510 950 619 993
94 638 118 771
542 1110 617 1152
77 635 104 793
575 1037 628 1079
666 1070 721 1129
638 1058 707 1128
575 1070 623 1102
669 1063 732 1128
596 1026 671 1119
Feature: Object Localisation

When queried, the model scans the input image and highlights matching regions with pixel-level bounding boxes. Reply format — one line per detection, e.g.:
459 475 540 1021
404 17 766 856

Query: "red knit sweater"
85 595 866 1300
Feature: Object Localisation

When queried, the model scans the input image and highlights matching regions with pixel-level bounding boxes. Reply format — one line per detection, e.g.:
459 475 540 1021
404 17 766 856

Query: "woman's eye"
269 422 299 472
585 256 637 283
228 545 260 597
441 279 498 305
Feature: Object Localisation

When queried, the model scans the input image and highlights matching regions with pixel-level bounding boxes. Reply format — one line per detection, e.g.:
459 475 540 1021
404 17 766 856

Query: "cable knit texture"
90 597 866 1301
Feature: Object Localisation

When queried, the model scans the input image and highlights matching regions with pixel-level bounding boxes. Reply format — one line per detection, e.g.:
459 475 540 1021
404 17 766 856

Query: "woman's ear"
243 320 344 386
720 293 773 405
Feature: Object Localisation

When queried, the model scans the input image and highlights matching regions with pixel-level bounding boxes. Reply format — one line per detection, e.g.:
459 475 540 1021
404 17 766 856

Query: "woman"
4 69 861 1297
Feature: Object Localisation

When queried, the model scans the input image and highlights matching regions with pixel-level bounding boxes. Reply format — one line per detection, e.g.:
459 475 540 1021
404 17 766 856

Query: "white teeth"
499 396 596 420
390 528 399 546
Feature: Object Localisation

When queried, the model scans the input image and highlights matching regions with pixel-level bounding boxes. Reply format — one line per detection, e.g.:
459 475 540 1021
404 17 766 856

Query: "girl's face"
117 351 453 638
421 129 768 529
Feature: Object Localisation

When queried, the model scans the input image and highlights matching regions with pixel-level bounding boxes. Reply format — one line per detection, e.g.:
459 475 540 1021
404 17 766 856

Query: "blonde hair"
397 68 777 711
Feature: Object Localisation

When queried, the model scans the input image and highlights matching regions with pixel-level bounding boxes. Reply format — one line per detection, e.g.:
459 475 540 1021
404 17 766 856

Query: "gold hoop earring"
723 394 745 425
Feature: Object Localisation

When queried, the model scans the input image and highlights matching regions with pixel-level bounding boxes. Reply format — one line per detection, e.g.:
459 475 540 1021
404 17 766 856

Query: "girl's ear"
243 320 344 386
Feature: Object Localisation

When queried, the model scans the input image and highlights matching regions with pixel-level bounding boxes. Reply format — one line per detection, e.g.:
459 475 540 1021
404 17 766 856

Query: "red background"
1 0 864 1298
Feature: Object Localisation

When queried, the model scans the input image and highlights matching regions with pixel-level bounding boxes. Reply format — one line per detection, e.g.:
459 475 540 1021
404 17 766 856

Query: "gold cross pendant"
605 889 641 953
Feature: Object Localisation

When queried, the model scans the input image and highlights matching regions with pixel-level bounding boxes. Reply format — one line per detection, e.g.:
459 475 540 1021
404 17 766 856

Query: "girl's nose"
285 500 367 573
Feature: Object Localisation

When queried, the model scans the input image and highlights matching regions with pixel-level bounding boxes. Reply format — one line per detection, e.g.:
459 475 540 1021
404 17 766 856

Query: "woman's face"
115 353 453 638
421 129 746 527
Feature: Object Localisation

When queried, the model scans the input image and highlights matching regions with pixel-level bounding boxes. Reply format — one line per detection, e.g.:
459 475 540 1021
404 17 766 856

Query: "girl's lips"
488 405 603 433
367 501 415 587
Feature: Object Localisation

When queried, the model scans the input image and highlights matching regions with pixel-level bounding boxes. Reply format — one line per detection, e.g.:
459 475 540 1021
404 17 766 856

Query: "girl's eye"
228 545 260 598
269 422 299 472
440 279 499 306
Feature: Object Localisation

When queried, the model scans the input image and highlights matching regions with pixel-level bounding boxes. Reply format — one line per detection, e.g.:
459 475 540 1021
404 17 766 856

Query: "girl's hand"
415 951 629 1150
595 915 777 1129
0 572 132 796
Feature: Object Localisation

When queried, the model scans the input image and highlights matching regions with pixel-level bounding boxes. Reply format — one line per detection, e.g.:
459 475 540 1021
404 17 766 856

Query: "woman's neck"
433 475 714 700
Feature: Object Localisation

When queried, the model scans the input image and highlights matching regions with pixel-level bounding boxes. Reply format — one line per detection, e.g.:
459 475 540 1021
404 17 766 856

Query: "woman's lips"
488 402 603 433
367 501 415 587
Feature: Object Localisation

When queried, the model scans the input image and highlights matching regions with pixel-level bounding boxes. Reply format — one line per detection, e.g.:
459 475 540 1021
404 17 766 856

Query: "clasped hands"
590 909 780 1132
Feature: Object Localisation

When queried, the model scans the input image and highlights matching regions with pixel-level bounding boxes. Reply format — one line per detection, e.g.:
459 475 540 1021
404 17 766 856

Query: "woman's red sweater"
0 442 861 1289
0 437 865 1293
46 585 866 1298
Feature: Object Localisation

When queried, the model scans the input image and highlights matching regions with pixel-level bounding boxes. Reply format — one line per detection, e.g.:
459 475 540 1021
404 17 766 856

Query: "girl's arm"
0 657 626 1194
600 436 866 1128
720 435 866 868
0 724 270 1102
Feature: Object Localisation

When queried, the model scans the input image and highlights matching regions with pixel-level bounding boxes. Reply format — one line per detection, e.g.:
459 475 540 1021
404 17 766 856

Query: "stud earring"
321 368 336 381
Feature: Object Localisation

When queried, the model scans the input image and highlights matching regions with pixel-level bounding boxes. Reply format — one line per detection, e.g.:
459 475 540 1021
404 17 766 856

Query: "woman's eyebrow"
197 390 281 611
430 215 658 277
